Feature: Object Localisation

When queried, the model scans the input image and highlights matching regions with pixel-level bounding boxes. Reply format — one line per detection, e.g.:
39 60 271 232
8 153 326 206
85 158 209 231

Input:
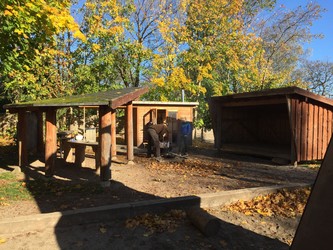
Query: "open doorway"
157 109 166 124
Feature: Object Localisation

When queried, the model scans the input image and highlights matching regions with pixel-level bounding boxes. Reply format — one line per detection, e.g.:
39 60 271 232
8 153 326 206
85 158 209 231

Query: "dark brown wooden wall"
220 104 291 145
290 97 333 162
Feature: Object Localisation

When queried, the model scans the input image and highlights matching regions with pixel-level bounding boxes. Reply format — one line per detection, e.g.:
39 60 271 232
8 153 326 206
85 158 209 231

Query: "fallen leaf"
0 238 6 244
99 225 107 234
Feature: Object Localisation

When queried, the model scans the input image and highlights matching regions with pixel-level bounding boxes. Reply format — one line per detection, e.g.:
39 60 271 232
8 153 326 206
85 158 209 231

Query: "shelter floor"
220 143 291 162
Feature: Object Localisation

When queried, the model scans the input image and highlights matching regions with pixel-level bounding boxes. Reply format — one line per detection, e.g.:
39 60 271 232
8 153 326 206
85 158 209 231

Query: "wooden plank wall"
290 98 333 162
135 106 195 147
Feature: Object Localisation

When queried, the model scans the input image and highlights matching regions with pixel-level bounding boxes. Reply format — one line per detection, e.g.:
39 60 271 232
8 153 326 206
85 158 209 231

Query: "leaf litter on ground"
219 188 311 218
125 209 187 235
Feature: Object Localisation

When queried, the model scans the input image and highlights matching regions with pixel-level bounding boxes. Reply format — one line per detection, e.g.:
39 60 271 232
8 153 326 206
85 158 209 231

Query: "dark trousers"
147 128 160 157
179 135 188 155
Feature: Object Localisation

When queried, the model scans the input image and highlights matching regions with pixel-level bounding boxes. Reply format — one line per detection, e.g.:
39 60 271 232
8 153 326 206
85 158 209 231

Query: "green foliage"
0 0 325 132
0 0 85 102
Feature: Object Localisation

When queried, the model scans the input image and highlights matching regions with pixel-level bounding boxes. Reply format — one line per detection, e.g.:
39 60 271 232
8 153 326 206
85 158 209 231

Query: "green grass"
0 172 16 181
0 173 32 202
0 172 104 205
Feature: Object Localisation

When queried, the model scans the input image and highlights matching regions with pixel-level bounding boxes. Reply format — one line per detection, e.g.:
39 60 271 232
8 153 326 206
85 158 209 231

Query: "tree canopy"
0 0 327 128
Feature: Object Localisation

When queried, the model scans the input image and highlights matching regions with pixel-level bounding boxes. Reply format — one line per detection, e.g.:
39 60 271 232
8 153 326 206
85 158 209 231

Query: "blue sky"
72 0 332 62
277 0 333 62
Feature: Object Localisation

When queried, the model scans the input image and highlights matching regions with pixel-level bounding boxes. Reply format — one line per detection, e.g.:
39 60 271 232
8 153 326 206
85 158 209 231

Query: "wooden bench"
63 139 100 169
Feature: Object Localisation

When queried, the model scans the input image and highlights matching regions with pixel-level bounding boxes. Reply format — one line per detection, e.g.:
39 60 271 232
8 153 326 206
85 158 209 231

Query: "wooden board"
291 134 333 249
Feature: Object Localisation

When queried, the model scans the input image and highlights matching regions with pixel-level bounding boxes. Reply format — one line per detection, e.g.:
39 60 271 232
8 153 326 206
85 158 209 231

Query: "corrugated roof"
3 87 149 111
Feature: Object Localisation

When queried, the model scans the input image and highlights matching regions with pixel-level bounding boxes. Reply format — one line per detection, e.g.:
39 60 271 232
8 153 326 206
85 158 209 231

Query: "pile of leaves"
222 188 311 218
125 209 187 235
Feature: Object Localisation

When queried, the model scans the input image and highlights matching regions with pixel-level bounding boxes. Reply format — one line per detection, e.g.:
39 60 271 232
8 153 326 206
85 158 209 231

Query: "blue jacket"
181 122 191 136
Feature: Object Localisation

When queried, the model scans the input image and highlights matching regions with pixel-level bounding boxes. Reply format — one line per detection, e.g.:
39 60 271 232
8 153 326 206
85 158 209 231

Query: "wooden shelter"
209 87 333 163
3 87 148 185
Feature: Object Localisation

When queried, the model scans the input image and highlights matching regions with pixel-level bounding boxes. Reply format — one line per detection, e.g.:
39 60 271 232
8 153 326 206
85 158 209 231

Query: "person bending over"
147 122 169 161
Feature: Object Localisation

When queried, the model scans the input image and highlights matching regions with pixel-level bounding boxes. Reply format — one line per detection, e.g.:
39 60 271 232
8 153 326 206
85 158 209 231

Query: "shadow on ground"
0 145 290 249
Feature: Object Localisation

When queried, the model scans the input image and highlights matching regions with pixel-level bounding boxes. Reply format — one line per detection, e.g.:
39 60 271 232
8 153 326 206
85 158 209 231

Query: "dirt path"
0 149 318 249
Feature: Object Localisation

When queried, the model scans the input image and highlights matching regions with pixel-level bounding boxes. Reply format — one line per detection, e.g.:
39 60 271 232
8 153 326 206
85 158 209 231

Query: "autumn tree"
0 0 85 102
148 0 272 128
71 0 130 93
292 60 333 97
253 2 324 89
113 0 181 88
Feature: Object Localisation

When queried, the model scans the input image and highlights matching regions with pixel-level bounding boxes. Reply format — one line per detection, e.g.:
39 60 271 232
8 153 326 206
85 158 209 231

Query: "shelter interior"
219 102 291 160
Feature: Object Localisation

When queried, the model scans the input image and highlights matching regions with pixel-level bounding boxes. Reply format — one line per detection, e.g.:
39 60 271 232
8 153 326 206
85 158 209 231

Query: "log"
186 207 220 236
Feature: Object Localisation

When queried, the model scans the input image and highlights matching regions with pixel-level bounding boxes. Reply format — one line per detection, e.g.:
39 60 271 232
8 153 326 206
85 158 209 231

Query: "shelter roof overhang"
3 87 149 112
132 101 199 107
210 86 333 107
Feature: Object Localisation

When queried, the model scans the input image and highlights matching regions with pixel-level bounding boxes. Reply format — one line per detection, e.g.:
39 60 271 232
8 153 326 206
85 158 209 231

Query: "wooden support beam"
126 102 134 161
17 110 28 167
37 111 44 154
287 97 297 164
99 105 112 185
215 106 222 151
111 109 117 158
45 108 57 177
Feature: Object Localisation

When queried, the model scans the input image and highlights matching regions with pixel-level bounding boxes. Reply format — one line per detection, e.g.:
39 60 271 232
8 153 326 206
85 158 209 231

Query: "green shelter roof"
3 87 148 112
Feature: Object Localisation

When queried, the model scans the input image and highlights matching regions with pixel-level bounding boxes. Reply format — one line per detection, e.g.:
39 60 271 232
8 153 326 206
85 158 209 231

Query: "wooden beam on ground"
17 110 28 167
126 102 134 161
111 109 117 158
99 105 112 186
45 108 57 177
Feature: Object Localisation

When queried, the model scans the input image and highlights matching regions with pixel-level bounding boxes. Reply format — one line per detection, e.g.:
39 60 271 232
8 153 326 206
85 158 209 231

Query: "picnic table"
63 139 100 169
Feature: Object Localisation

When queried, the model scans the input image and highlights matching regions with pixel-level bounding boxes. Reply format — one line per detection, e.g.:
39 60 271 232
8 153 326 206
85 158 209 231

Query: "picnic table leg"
93 145 100 170
63 141 73 163
75 145 86 167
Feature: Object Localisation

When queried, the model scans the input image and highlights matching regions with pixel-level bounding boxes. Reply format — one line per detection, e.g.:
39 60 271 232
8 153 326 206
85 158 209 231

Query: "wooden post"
17 110 28 167
126 102 134 162
37 111 44 154
45 108 57 177
216 106 222 151
111 109 117 158
99 105 112 186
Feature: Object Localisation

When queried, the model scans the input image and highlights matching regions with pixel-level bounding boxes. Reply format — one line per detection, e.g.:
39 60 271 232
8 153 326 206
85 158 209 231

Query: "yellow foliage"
151 77 165 87
92 43 101 52
4 9 13 16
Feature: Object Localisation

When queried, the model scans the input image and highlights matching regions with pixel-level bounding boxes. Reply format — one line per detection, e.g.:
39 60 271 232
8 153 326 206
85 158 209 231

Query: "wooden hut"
119 101 198 148
209 87 333 163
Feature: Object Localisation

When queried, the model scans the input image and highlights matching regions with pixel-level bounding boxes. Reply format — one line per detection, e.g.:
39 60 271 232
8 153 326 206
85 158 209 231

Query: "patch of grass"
0 172 104 205
298 163 321 169
0 173 32 203
0 172 16 180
